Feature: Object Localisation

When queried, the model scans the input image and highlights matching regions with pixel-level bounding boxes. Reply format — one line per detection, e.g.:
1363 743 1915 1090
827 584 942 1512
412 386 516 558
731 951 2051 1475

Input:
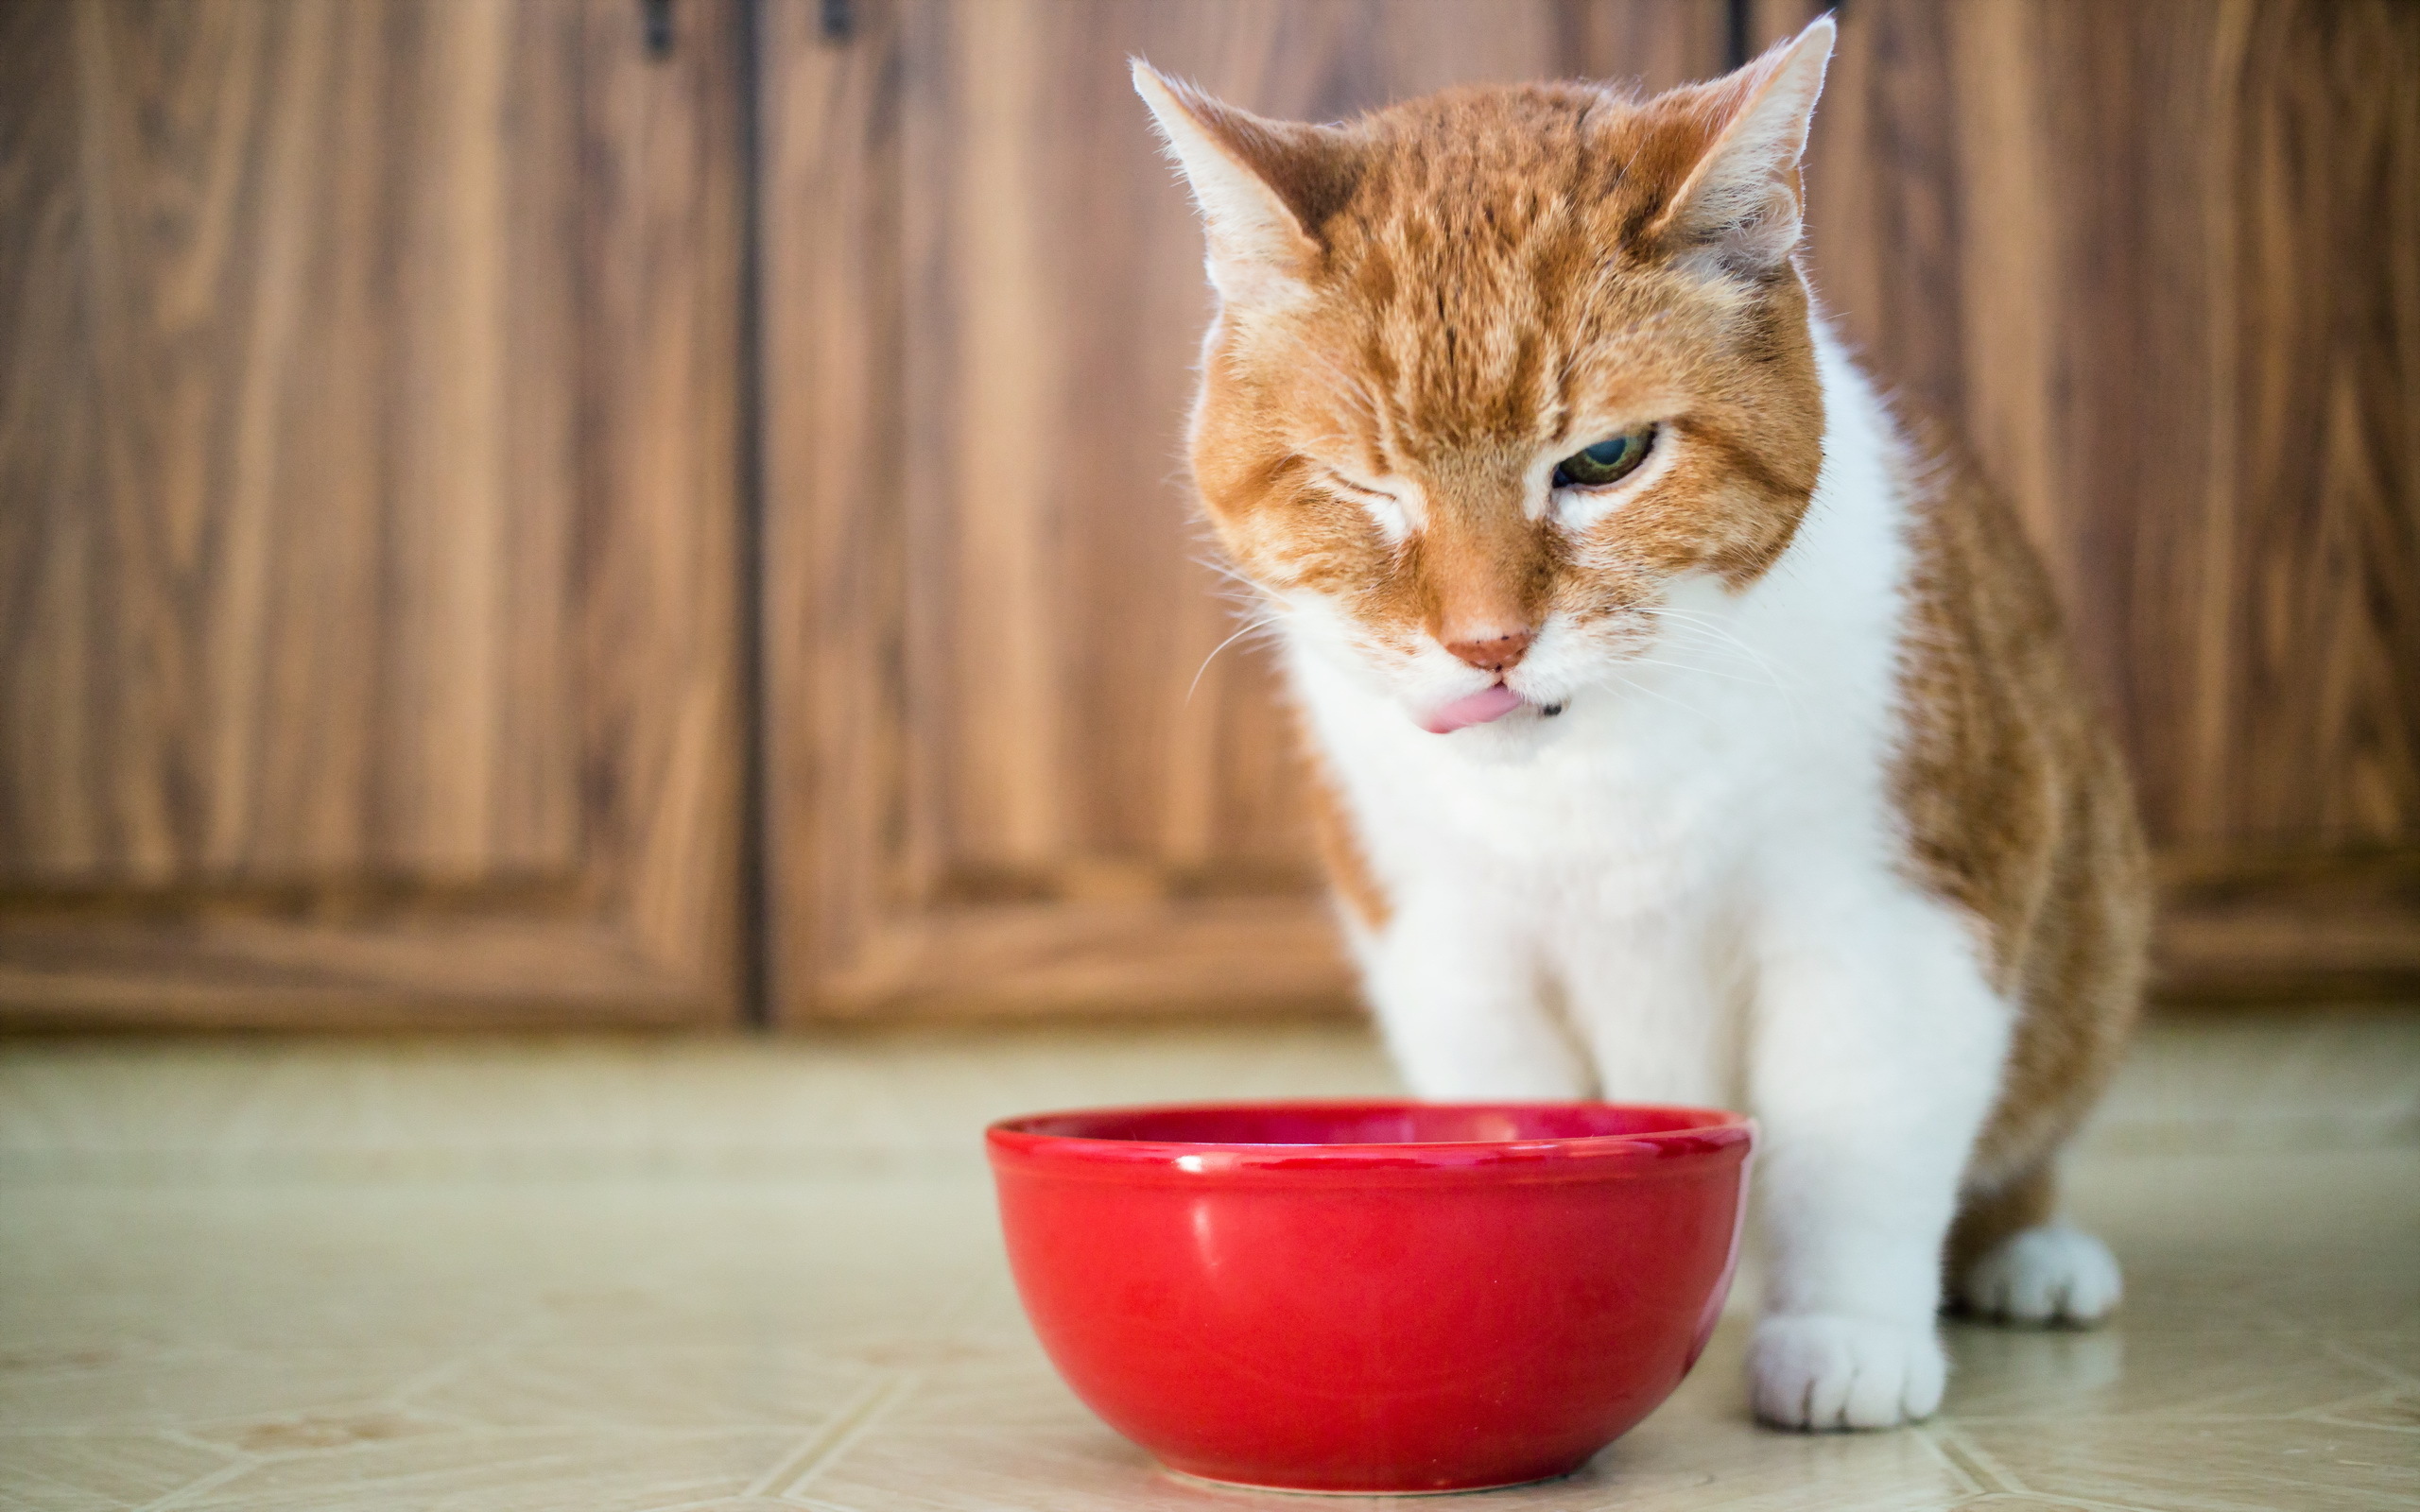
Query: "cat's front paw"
1749 1313 1945 1430
1956 1223 2122 1325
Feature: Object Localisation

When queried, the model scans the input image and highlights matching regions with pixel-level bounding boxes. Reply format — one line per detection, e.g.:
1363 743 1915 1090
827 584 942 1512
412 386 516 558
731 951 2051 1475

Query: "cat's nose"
1443 630 1534 674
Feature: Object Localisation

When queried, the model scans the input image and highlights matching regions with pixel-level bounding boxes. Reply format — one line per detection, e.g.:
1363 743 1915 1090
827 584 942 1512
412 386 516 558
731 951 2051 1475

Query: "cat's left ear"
1132 60 1343 306
1647 16 1836 279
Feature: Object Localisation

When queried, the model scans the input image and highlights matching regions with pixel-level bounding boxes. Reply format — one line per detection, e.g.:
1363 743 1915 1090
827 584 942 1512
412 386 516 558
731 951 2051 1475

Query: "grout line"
2325 1336 2420 1391
1911 1426 1986 1496
385 1317 546 1409
1913 1424 1990 1496
1924 1422 2026 1496
2301 1406 2420 1435
776 1371 922 1501
128 1457 260 1512
741 1373 898 1499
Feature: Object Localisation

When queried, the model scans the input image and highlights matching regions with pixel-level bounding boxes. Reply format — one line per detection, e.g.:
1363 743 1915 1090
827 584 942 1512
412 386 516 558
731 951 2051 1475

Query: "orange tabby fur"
1891 422 2152 1270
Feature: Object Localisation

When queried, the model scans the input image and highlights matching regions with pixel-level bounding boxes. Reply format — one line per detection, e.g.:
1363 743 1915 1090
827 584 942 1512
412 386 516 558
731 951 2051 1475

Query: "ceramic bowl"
986 1100 1752 1494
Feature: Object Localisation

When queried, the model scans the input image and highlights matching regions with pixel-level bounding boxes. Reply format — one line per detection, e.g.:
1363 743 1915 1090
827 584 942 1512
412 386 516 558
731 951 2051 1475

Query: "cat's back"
1885 410 2152 1176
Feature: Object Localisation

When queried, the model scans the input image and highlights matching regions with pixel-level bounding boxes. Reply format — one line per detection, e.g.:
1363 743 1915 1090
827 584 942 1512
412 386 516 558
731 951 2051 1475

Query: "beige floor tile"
2083 1008 2420 1156
1945 1323 2420 1425
0 1010 2412 1511
852 1343 1095 1433
0 1348 460 1432
188 1407 461 1453
2331 1331 2420 1383
170 1427 807 1512
0 1022 1403 1184
2066 1149 2420 1336
406 1348 881 1431
0 1434 235 1512
1950 1416 2420 1512
2303 1382 2420 1434
799 1323 1986 1512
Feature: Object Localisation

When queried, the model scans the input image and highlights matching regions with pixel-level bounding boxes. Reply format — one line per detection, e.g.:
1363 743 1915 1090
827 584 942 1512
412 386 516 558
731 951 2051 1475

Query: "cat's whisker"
1595 662 1706 723
1620 650 1782 691
1192 554 1277 601
1191 562 1293 625
1640 604 1788 679
1634 618 1818 728
1186 610 1288 704
1645 628 1800 711
1634 625 1787 683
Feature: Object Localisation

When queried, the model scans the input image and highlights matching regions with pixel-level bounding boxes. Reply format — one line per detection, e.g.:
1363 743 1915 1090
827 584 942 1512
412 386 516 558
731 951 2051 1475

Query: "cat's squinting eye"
1551 426 1657 490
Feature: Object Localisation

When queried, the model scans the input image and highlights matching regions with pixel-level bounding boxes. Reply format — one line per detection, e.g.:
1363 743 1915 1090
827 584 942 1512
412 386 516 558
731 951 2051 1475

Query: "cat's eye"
1551 426 1657 490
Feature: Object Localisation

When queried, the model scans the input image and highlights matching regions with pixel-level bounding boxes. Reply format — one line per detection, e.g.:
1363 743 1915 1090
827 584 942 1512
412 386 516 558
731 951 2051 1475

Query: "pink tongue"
1418 684 1526 734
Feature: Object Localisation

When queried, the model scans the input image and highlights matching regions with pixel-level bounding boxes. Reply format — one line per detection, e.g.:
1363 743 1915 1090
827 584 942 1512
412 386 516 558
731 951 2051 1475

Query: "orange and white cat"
1136 17 2149 1431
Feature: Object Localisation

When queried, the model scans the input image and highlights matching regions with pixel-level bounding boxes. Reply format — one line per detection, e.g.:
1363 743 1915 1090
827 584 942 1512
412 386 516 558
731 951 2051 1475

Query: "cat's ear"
1646 16 1835 279
1132 60 1336 305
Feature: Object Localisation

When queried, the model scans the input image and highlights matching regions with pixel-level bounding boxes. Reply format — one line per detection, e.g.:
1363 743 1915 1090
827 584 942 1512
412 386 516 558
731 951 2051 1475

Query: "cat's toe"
1749 1313 1945 1431
1957 1223 2122 1326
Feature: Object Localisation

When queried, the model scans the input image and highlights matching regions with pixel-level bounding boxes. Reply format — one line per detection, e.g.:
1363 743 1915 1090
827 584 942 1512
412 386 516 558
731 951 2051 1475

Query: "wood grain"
774 0 2416 1015
2152 849 2420 1004
1561 0 1731 93
0 0 746 1025
11 0 2404 1022
1777 0 2420 996
760 0 1731 1019
1 0 577 886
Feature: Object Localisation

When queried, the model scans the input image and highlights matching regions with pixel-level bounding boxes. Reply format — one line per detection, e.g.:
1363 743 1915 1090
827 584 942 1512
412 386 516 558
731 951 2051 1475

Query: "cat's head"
1137 21 1834 742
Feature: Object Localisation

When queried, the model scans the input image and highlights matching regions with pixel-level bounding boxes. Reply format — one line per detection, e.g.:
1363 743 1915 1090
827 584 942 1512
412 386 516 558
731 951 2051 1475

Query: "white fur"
1958 1224 2123 1326
1284 322 2031 1430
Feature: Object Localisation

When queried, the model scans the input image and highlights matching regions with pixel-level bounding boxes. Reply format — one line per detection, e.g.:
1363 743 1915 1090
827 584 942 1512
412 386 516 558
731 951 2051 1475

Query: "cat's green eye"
1552 426 1657 490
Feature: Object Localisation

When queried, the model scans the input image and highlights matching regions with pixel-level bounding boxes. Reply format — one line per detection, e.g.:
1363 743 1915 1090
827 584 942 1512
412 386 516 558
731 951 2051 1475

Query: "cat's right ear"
1132 61 1329 306
1642 16 1835 280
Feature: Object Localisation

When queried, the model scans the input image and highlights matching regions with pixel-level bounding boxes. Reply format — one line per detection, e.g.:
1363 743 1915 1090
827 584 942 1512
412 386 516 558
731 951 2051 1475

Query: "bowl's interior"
1001 1101 1736 1148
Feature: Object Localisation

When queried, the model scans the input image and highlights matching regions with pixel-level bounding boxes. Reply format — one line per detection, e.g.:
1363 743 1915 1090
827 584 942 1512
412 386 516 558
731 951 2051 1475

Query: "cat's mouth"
1416 684 1564 734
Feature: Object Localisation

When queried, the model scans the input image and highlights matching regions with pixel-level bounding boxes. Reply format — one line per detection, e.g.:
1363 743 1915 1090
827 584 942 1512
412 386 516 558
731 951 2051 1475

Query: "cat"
1133 15 2149 1432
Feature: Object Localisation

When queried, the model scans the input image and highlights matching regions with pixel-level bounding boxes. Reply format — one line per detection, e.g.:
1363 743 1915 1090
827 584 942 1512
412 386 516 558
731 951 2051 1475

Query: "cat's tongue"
1418 683 1526 734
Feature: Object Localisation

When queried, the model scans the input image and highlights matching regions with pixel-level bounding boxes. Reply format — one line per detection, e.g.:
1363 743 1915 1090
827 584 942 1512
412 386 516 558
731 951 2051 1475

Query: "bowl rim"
986 1098 1752 1177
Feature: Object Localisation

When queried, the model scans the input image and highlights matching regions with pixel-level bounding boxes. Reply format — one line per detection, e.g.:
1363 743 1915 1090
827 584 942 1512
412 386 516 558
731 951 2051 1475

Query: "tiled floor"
1 1009 2414 1511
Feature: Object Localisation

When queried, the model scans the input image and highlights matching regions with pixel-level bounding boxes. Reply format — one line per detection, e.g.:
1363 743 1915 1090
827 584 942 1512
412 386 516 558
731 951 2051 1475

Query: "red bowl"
986 1100 1752 1495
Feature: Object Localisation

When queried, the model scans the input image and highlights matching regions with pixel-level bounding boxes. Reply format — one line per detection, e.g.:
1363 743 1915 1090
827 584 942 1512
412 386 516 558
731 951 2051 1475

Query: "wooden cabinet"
1764 0 2420 997
765 0 2419 1018
757 0 1737 1019
3 0 2411 1025
0 0 746 1024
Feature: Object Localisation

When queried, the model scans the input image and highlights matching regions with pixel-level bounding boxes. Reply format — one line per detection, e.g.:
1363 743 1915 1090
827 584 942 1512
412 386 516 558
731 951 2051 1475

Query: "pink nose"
1444 631 1533 674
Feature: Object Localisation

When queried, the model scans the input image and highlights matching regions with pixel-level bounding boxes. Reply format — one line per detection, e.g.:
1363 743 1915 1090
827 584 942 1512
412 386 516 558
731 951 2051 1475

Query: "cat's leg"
1557 914 1737 1109
1948 1164 2122 1326
1745 888 2009 1430
1357 888 1591 1100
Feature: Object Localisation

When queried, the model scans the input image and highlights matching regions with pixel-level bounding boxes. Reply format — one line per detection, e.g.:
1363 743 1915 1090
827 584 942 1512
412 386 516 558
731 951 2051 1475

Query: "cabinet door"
760 0 1730 1017
0 0 746 1025
1776 0 2420 998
